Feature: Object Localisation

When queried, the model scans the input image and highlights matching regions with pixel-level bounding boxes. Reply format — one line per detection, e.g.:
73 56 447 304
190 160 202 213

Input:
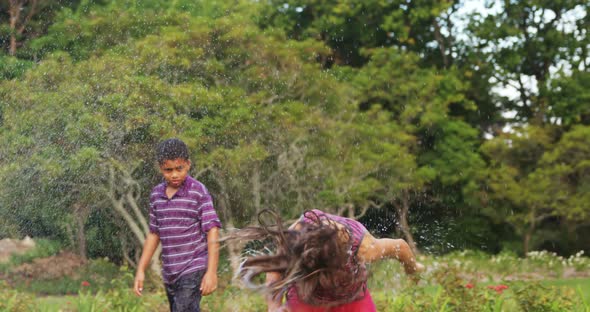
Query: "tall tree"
258 0 461 67
354 47 485 251
469 0 590 254
467 0 589 125
0 0 80 56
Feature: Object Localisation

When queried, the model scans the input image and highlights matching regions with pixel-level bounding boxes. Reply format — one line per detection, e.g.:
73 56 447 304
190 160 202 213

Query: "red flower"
81 281 91 287
465 283 475 289
487 284 508 294
494 285 508 294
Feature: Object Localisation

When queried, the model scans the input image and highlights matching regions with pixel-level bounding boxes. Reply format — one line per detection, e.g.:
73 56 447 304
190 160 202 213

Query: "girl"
225 209 424 312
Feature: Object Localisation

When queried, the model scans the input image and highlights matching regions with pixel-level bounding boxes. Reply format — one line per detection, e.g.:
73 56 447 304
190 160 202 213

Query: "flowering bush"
487 284 509 294
0 281 34 312
511 281 579 312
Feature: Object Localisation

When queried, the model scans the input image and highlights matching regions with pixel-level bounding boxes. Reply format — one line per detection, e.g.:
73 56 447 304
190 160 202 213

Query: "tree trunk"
107 165 161 275
8 0 38 56
223 218 246 285
252 163 262 221
73 203 88 261
208 170 244 284
523 231 531 256
433 19 449 68
393 190 419 255
523 214 536 256
8 1 21 56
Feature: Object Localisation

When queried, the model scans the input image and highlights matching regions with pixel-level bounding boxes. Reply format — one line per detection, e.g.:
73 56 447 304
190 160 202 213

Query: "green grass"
7 257 121 295
543 278 590 302
29 278 590 312
34 296 77 312
3 245 590 311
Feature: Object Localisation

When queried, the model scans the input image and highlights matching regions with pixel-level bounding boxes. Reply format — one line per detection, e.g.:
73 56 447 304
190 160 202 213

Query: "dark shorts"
164 270 205 312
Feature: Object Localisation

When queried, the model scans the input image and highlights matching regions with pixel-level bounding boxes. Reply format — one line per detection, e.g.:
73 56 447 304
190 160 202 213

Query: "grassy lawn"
544 278 590 302
34 293 169 312
3 248 589 311
34 296 77 311
28 277 590 311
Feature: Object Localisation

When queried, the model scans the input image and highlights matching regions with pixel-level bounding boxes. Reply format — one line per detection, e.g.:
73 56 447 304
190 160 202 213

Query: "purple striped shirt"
149 176 222 284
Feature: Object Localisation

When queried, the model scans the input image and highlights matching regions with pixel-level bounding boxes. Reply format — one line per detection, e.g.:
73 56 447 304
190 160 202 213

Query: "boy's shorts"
164 270 205 312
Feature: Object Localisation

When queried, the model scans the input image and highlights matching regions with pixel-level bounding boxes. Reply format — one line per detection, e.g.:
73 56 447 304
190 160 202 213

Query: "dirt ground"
8 251 87 280
0 237 36 263
0 237 87 283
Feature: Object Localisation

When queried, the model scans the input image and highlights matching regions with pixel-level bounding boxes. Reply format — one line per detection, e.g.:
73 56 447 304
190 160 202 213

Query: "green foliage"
0 0 588 262
0 282 34 312
71 266 167 311
511 281 579 312
30 2 179 60
258 0 459 67
5 258 120 296
466 0 588 124
0 251 587 311
0 1 80 58
1 0 363 258
549 70 590 126
0 56 33 79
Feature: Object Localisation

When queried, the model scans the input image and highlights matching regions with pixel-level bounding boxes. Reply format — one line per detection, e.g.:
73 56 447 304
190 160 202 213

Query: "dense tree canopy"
0 0 588 266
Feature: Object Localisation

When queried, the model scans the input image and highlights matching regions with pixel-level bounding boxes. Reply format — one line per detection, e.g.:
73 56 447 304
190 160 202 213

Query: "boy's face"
159 158 191 188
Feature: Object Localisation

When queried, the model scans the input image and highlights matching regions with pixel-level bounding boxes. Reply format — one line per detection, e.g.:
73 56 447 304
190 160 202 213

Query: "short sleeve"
198 186 222 232
148 197 159 234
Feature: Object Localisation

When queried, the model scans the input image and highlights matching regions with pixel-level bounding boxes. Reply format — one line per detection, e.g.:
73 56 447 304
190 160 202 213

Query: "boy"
134 138 222 312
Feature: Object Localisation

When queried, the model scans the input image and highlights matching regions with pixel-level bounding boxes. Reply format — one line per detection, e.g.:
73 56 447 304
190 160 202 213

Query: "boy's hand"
200 270 218 296
133 271 145 296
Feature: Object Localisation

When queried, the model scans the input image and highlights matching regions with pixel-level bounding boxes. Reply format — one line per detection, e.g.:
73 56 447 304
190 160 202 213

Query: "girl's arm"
357 232 423 275
265 272 287 312
264 221 299 311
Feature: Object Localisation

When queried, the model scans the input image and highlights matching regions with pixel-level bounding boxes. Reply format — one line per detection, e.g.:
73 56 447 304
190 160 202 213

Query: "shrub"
511 281 579 312
0 239 61 273
0 282 34 312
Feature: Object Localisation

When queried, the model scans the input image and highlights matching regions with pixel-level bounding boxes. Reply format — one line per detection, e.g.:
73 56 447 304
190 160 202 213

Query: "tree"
466 0 589 125
549 70 590 126
258 0 461 67
0 2 358 274
467 0 590 254
353 46 485 252
0 0 80 56
478 125 557 254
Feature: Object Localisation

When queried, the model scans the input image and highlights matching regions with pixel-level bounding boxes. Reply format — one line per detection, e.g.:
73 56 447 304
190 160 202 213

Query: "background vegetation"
0 0 589 310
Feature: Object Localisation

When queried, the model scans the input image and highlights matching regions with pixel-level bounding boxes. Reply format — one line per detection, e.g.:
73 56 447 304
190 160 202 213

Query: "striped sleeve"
148 194 159 234
197 185 222 232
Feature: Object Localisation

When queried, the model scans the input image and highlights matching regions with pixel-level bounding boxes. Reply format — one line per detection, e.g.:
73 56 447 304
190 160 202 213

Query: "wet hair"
222 210 366 307
156 138 190 165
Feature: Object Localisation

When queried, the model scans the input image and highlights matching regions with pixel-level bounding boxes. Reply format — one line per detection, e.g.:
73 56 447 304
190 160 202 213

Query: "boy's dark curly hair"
156 138 190 165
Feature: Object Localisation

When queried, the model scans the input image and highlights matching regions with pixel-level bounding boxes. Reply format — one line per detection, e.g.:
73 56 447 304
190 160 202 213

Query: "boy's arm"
134 232 160 296
200 227 219 296
358 232 423 276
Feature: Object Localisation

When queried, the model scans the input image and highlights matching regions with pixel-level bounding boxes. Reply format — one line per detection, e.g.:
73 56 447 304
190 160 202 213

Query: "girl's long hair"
221 209 366 307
